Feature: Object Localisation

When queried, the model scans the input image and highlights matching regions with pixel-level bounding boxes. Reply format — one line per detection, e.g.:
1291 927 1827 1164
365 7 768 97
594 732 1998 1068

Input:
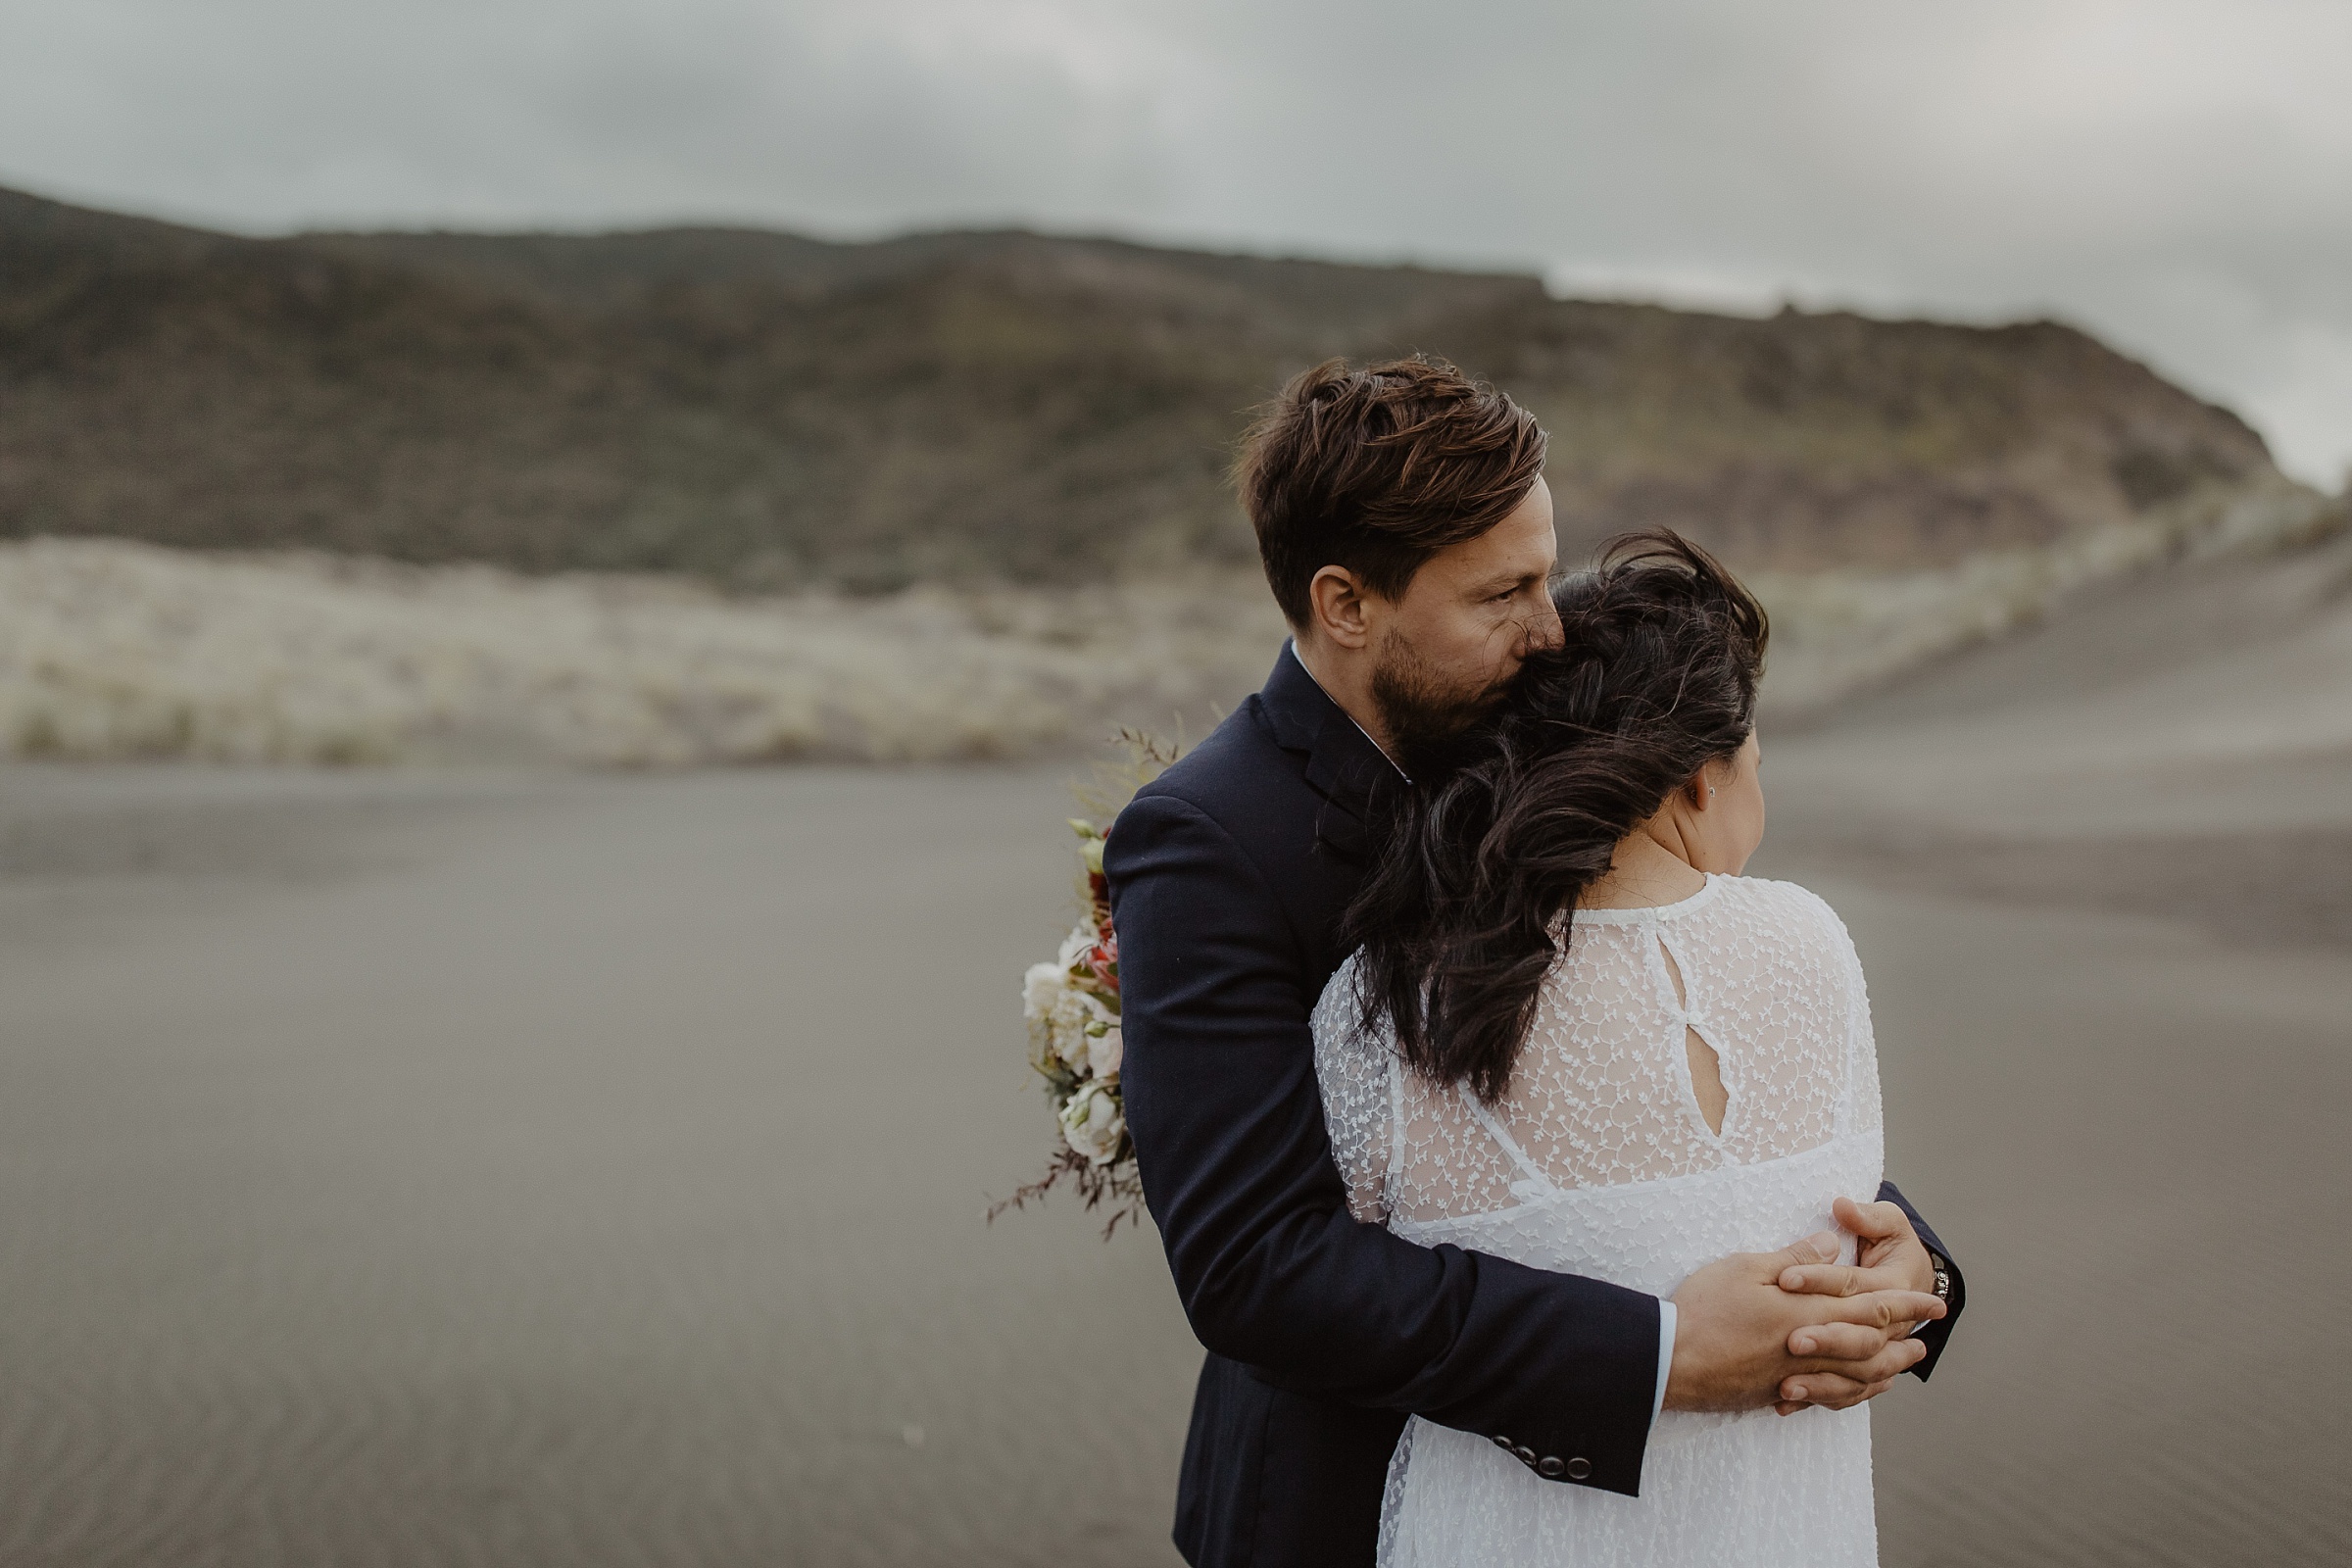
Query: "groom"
1104 358 1963 1568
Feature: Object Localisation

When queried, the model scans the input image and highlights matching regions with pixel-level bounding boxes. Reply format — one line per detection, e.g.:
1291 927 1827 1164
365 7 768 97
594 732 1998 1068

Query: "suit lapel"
1257 643 1398 863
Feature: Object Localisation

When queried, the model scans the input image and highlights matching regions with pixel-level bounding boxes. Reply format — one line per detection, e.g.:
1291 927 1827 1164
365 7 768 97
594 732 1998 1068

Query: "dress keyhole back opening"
1657 935 1728 1138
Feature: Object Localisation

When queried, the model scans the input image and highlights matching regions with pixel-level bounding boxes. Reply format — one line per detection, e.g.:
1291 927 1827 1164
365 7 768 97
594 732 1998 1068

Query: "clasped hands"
1663 1196 1945 1418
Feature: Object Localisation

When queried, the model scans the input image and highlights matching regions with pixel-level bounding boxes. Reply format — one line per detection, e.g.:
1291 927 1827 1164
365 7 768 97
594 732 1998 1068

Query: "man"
1104 358 1962 1568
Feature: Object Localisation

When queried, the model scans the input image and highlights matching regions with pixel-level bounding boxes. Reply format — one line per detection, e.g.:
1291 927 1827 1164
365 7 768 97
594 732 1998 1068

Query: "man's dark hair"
1235 356 1548 626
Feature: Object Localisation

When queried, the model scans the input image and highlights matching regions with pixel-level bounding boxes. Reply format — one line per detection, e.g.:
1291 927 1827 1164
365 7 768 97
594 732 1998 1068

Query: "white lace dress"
1312 874 1885 1568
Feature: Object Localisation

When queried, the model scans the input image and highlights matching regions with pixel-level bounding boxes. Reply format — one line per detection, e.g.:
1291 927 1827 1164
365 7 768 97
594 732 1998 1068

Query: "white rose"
1069 991 1121 1078
1086 1021 1123 1080
1055 919 1096 972
1058 1082 1125 1164
1048 988 1099 1076
1023 960 1068 1021
1026 1013 1060 1077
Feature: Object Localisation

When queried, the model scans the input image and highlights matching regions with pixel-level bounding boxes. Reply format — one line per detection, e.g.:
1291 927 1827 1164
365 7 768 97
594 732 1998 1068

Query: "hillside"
0 184 2303 592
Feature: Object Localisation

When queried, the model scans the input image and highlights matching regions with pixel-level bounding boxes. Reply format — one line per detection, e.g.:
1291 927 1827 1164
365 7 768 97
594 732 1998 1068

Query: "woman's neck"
1580 829 1707 910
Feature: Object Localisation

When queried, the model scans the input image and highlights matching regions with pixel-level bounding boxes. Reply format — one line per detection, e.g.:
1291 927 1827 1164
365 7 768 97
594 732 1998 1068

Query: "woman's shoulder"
1705 874 1857 952
1310 948 1396 1062
1310 948 1365 1033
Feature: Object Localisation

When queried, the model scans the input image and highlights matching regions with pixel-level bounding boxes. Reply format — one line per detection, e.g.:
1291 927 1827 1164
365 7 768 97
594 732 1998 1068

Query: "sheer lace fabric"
1313 875 1886 1568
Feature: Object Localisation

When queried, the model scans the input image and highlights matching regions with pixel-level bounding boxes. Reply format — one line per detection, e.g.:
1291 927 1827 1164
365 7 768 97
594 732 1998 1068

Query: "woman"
1315 531 1886 1566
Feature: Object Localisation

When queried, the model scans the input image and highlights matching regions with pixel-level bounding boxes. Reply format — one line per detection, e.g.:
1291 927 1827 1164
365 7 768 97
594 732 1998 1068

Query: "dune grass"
0 540 1282 765
1 480 2334 766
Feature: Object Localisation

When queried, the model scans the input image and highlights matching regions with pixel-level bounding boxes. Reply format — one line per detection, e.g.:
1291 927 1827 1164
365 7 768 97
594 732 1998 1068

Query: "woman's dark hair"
1343 529 1770 1105
1235 356 1547 627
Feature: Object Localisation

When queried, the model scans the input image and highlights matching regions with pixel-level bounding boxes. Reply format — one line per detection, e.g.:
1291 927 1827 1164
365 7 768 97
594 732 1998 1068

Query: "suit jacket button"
1565 1456 1593 1481
1513 1445 1537 1465
1537 1456 1566 1478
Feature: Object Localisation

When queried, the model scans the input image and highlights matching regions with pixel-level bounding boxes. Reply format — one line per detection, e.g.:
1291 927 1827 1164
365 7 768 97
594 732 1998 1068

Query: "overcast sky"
5 0 2347 483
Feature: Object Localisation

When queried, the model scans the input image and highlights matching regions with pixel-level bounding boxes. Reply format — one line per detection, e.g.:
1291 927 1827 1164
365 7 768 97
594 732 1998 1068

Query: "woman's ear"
1306 565 1374 651
1687 754 1735 812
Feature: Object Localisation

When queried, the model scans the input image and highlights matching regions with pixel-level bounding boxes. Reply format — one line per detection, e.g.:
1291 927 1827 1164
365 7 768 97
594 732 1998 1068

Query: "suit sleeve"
1878 1180 1965 1377
1108 791 1663 1495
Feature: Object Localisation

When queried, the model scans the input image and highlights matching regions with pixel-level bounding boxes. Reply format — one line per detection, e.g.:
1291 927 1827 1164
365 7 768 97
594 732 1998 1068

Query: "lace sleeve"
1811 892 1885 1136
1310 956 1396 1224
1846 935 1884 1135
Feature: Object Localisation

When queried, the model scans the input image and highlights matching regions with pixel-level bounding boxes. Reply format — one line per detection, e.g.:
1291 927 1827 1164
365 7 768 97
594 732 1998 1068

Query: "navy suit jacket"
1105 648 1961 1568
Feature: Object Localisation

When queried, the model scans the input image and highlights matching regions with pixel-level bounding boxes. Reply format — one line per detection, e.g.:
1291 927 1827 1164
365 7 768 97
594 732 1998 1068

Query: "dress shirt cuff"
1652 1300 1677 1427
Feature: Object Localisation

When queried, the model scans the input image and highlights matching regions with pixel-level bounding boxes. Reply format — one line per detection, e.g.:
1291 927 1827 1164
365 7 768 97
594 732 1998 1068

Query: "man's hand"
1664 1229 1944 1416
1771 1197 1941 1413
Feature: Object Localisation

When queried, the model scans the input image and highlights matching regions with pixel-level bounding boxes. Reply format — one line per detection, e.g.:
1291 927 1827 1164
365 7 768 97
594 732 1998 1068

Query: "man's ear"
1305 565 1375 651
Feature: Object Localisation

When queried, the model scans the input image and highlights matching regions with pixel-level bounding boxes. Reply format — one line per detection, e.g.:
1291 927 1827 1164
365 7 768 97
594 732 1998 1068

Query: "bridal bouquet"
991 734 1173 1239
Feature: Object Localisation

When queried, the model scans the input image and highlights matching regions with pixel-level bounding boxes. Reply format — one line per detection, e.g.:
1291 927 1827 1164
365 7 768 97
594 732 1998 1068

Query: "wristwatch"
1926 1248 1952 1305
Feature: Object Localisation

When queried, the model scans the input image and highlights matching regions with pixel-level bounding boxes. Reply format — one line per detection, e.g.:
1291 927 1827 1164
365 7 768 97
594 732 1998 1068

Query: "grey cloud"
1 0 2344 479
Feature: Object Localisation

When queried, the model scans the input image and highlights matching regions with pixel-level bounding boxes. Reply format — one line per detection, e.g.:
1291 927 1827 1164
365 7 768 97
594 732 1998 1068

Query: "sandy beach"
2 541 2348 1566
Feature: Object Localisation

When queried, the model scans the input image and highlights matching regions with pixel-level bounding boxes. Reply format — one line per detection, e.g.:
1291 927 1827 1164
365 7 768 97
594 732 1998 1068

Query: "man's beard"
1368 628 1512 782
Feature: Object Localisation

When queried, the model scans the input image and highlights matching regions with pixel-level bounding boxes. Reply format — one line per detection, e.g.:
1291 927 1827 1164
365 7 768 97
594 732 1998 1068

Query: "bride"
1315 531 1889 1566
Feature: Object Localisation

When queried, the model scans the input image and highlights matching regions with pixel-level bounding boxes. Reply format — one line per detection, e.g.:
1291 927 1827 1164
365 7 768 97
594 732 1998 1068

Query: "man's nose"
1527 599 1566 653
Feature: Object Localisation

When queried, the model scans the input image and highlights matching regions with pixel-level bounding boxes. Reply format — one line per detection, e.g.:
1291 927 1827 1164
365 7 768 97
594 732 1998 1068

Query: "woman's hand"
1772 1196 1940 1414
